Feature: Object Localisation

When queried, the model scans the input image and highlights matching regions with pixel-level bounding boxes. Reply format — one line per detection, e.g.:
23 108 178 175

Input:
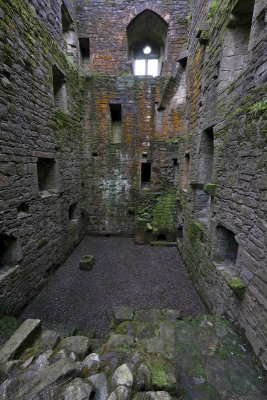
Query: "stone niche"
37 158 58 194
214 225 238 272
0 234 22 271
69 202 79 222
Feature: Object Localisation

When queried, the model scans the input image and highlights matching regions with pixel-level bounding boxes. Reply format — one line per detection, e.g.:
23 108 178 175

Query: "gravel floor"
19 237 207 337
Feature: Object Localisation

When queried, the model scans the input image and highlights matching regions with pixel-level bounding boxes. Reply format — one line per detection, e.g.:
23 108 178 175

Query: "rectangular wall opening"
61 2 78 62
254 9 265 38
17 202 29 217
173 158 179 185
37 158 57 193
141 162 151 189
52 66 68 112
110 104 122 144
219 0 254 89
193 188 211 226
79 37 90 67
181 153 190 191
215 225 238 271
198 127 214 183
61 2 73 34
0 234 21 270
69 202 78 221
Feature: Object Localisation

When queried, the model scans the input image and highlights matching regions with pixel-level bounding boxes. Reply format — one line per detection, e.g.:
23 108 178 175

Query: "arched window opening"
127 10 168 77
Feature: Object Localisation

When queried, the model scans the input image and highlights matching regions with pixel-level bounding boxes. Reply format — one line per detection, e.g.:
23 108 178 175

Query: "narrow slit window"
141 162 151 188
79 38 90 67
52 66 68 112
182 154 190 190
61 2 73 33
69 202 78 221
110 104 122 144
173 159 179 185
199 127 214 183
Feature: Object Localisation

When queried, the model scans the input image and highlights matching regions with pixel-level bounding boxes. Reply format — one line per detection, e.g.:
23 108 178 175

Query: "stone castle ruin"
0 0 266 398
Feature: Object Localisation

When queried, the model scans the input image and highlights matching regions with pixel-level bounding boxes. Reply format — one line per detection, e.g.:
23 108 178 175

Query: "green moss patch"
208 1 219 23
0 316 19 340
187 219 206 249
147 361 175 392
204 183 216 197
228 277 246 298
151 189 176 233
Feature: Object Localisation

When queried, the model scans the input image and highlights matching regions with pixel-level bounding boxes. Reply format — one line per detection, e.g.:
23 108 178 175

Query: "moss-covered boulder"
228 277 246 298
79 255 95 271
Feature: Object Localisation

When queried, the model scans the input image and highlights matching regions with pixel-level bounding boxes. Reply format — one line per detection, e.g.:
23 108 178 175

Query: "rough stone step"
0 319 41 364
41 321 78 338
0 311 265 400
19 357 82 398
150 241 177 247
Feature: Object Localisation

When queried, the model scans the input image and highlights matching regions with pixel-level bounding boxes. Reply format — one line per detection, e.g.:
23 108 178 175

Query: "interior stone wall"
0 0 266 371
178 0 267 369
0 0 86 315
79 0 189 236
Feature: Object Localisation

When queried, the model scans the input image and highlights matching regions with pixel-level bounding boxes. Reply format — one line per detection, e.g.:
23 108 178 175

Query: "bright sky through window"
148 59 158 76
135 59 146 75
135 59 158 76
143 46 152 55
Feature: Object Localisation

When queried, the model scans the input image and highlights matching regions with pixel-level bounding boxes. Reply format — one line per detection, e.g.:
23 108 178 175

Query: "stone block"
82 353 100 375
196 21 210 38
63 378 93 400
88 373 108 400
162 309 181 320
79 255 95 270
39 330 61 350
228 277 246 299
59 336 91 359
112 364 133 388
136 310 161 322
105 334 134 351
30 357 82 396
108 386 130 400
0 319 41 364
113 307 134 324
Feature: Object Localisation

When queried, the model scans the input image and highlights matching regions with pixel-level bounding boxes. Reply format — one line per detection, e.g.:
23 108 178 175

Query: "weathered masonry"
0 0 266 370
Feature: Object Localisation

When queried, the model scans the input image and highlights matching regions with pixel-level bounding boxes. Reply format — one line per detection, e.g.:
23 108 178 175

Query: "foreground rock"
59 335 91 359
63 378 93 400
0 311 266 399
88 372 108 400
0 319 41 364
112 364 133 387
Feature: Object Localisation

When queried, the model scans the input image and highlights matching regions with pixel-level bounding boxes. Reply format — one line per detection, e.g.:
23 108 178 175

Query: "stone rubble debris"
0 308 265 399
